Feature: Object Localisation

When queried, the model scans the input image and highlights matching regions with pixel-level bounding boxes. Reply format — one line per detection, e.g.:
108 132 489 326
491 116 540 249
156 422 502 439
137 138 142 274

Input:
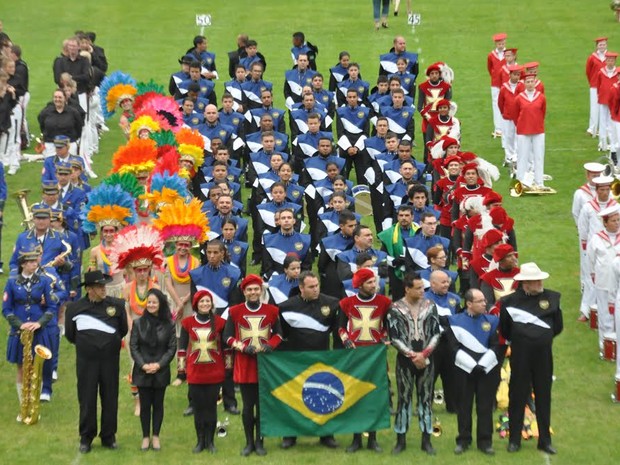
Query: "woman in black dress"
129 288 176 451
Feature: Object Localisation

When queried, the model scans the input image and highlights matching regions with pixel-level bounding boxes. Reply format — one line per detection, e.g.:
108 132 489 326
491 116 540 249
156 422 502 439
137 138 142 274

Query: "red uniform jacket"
609 83 620 122
180 315 227 385
499 62 517 85
586 52 606 87
480 267 520 302
419 80 452 120
597 67 619 105
515 91 546 135
427 114 458 141
487 50 505 87
226 302 282 384
498 81 525 122
434 175 458 227
338 293 391 346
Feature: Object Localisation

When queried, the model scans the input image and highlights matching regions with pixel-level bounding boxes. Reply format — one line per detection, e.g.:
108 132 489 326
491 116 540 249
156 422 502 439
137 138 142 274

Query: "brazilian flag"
258 345 390 436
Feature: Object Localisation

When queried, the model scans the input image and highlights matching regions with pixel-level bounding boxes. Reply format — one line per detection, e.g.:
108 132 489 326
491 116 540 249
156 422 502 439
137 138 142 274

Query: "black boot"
254 419 267 456
367 432 382 452
392 433 406 454
193 430 206 453
346 434 362 453
241 414 255 456
205 422 217 453
421 432 436 455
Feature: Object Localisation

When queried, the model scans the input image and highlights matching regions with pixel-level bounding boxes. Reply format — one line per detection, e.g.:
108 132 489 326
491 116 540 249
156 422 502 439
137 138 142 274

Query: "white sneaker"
40 392 51 402
16 413 22 422
7 167 18 175
52 370 58 382
86 168 98 179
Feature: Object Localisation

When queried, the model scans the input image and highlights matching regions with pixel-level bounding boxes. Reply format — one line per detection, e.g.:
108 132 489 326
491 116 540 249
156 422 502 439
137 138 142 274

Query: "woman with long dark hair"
129 288 176 451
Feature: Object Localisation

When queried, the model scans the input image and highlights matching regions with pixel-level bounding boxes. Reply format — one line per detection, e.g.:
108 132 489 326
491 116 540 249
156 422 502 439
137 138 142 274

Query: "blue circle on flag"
302 372 344 414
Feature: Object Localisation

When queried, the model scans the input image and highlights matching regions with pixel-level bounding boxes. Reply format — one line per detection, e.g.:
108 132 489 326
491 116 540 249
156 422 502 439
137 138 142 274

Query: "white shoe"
16 413 22 422
7 167 18 175
40 392 51 402
543 174 553 181
52 370 58 382
86 168 98 179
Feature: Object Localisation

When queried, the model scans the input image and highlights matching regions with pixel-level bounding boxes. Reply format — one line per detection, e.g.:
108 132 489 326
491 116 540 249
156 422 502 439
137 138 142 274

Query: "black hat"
79 270 113 287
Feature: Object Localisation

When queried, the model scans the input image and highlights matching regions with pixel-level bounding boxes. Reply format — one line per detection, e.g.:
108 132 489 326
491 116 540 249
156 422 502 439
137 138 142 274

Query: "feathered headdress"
152 198 210 244
142 171 189 212
139 94 183 132
133 80 165 114
175 127 205 169
150 130 178 150
99 71 137 119
111 138 158 176
109 224 165 272
102 172 145 199
81 184 137 233
129 114 161 140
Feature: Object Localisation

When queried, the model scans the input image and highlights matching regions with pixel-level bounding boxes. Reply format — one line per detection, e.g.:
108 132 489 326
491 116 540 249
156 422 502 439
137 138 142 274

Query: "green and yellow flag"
258 345 390 436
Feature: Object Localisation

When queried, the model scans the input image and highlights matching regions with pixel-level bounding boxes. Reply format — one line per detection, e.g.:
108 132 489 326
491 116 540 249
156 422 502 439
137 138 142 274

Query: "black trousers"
432 339 457 413
76 344 120 445
138 386 166 437
508 344 553 447
189 383 221 436
222 369 237 409
454 367 495 449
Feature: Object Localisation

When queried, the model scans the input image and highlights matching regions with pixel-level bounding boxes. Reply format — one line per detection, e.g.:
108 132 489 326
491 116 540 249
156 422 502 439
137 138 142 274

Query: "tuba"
432 417 442 437
19 330 52 425
216 417 229 437
12 189 33 230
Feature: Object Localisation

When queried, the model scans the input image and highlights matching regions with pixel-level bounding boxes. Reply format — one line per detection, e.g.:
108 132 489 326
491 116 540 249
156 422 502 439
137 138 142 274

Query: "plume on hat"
152 198 209 244
81 184 137 233
109 224 164 273
99 71 137 119
111 138 158 175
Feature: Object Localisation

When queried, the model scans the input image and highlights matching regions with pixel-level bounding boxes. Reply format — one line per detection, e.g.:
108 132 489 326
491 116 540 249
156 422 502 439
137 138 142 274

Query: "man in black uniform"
499 262 562 455
278 271 341 449
65 271 128 453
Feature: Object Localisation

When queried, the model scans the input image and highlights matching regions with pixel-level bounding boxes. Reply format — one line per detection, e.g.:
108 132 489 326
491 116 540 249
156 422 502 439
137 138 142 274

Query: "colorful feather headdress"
175 127 205 168
111 138 158 176
152 198 209 244
129 114 161 140
81 183 137 233
102 172 145 199
109 224 165 272
139 94 183 133
142 171 189 212
99 71 137 119
151 130 178 150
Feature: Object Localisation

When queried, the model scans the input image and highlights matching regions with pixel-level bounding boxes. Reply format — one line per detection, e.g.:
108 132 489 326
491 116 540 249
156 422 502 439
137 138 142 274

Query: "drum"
590 308 598 331
602 333 617 362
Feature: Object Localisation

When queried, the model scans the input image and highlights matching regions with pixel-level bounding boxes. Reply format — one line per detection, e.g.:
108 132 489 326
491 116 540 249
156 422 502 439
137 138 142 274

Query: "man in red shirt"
224 274 283 456
487 33 507 138
515 74 547 190
586 37 608 137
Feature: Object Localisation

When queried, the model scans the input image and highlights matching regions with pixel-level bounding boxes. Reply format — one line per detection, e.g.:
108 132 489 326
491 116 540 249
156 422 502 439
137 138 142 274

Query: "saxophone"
19 330 52 425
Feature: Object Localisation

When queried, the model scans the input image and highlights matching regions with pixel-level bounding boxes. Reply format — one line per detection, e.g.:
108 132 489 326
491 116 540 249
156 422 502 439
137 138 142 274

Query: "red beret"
606 52 619 58
489 206 508 225
482 229 504 249
483 191 503 206
443 155 462 167
426 64 441 76
505 48 518 54
459 151 477 162
352 268 375 289
192 290 214 310
461 162 479 175
595 37 608 43
441 136 460 150
523 61 539 69
493 244 515 262
507 64 523 73
493 33 507 41
241 274 263 291
436 98 451 109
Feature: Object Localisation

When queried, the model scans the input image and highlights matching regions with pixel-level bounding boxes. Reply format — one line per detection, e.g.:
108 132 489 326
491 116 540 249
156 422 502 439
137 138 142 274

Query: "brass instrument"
432 417 442 437
19 330 52 425
12 189 33 230
611 178 620 200
216 417 229 438
42 239 72 269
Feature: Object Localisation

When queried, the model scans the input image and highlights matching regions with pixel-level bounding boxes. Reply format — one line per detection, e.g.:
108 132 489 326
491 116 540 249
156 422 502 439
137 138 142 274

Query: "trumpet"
217 417 229 437
12 189 33 230
43 240 73 268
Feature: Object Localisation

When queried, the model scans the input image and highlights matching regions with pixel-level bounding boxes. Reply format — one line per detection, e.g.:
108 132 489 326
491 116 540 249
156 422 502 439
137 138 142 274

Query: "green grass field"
1 0 620 463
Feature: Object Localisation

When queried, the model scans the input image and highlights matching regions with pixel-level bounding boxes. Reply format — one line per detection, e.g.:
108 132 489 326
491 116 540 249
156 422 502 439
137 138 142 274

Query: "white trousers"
579 247 595 316
589 87 599 133
599 104 615 150
502 118 517 161
612 121 620 157
516 133 545 186
615 308 620 379
595 288 615 350
0 104 22 170
490 86 502 132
